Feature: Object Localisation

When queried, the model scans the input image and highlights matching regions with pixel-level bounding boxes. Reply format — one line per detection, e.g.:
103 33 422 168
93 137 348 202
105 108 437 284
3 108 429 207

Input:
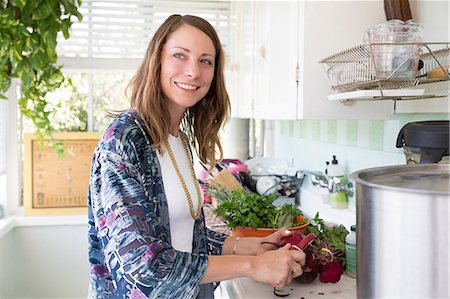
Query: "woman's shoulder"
111 108 141 131
99 108 152 153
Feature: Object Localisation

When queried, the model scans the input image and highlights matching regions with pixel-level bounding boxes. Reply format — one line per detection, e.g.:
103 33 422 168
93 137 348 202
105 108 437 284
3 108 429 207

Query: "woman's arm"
201 244 306 288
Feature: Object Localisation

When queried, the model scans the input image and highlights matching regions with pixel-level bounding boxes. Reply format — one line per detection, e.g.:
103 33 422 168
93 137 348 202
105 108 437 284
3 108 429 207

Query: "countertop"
220 274 356 299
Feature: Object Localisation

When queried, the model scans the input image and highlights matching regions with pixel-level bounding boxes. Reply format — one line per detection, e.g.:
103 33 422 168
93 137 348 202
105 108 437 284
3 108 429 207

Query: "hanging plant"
0 0 82 155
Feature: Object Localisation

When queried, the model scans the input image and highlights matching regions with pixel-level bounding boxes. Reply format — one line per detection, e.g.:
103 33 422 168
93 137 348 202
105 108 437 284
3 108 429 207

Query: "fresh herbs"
276 204 305 228
208 185 304 230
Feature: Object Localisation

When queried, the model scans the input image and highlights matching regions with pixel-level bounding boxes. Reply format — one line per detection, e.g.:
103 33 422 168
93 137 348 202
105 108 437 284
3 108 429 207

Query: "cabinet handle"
259 46 265 59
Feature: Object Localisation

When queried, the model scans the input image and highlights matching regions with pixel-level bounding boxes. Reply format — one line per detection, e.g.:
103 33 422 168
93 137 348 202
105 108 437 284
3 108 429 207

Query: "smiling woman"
87 14 306 299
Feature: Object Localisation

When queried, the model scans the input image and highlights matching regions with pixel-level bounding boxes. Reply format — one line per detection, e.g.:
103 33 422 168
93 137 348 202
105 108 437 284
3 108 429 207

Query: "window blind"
57 0 231 60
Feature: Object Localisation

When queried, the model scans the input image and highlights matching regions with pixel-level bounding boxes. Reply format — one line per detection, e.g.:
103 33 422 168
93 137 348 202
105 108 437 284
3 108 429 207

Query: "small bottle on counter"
345 224 357 278
322 161 331 204
328 155 348 209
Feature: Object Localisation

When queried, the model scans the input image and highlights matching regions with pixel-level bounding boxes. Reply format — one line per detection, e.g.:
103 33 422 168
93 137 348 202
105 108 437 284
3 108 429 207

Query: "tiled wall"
273 113 449 226
275 113 450 173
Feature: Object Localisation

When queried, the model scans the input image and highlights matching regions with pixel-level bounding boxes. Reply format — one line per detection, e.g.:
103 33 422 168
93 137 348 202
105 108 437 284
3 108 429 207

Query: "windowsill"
0 213 87 239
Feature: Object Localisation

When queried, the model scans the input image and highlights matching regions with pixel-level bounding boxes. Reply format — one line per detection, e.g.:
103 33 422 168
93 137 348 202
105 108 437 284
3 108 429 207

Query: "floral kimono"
87 109 226 298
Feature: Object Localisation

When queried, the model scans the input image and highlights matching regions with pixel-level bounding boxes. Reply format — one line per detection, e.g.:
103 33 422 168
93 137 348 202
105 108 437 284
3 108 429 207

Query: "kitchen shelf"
320 42 450 101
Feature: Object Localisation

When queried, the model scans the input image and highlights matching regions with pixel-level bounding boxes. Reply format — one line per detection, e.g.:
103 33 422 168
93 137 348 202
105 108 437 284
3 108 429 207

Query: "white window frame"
1 81 21 216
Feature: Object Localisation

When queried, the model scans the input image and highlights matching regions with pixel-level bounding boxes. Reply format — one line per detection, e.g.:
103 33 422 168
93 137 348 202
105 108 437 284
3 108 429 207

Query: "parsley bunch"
209 186 303 230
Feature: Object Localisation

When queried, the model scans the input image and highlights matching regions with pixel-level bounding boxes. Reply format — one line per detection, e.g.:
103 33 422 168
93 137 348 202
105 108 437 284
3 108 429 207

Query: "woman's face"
160 23 216 116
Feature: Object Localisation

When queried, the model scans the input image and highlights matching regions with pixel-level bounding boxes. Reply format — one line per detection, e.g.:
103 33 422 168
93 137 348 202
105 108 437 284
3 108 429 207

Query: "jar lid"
396 120 449 150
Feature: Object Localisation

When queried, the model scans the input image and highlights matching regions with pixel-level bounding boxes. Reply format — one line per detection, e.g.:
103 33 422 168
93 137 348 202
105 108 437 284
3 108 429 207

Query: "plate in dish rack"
244 157 288 176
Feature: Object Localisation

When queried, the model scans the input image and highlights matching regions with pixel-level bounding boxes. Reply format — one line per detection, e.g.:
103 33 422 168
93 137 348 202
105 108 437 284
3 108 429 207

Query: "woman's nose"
184 60 200 78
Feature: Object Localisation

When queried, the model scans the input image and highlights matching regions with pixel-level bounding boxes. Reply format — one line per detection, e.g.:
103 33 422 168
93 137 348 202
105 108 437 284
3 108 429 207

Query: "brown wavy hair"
126 14 230 168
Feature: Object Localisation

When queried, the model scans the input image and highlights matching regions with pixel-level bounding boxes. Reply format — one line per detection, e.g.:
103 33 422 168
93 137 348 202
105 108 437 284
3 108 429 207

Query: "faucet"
306 170 354 197
309 171 329 188
328 175 354 197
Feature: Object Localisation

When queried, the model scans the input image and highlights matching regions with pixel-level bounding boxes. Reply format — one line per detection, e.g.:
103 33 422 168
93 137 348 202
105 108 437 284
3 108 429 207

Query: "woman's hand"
250 243 306 288
255 227 292 255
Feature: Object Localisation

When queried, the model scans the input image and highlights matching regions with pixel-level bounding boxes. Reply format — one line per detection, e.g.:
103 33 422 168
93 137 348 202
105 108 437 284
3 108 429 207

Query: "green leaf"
61 18 72 39
33 1 53 20
11 0 26 10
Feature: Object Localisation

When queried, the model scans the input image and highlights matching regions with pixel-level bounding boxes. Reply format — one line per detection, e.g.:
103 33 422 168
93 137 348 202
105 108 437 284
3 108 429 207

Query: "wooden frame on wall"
23 132 102 216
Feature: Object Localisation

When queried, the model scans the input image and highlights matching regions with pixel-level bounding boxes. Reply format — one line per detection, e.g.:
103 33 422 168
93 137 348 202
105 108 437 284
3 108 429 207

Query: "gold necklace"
164 132 203 220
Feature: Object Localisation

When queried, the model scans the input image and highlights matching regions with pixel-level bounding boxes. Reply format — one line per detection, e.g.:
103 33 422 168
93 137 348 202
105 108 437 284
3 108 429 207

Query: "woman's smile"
174 81 200 91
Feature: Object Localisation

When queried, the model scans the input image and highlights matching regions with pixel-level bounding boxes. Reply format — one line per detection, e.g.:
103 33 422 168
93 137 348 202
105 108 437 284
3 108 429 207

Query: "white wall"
0 224 89 299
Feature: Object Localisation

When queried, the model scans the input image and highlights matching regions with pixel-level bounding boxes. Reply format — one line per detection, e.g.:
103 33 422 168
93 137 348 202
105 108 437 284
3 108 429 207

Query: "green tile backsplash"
369 120 384 150
278 113 450 151
327 120 337 144
311 120 320 141
346 120 358 147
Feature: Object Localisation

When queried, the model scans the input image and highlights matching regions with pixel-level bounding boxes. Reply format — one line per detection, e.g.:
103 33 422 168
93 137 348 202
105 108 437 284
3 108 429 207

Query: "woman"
87 14 305 298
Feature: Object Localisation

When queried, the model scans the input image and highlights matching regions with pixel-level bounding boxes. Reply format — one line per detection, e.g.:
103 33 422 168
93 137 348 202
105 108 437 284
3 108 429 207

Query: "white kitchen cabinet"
253 1 299 119
226 1 254 119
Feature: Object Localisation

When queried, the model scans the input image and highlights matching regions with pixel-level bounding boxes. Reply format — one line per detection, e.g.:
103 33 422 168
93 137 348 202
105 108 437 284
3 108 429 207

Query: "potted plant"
0 0 82 154
207 185 308 237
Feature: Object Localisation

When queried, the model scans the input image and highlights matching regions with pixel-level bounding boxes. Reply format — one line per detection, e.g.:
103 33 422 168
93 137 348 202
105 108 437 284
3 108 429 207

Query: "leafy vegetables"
208 185 305 230
305 212 348 275
306 212 349 256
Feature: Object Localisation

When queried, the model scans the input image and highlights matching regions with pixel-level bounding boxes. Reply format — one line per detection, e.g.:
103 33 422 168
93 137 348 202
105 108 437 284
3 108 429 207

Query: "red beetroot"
280 232 303 247
303 248 318 273
318 261 344 283
297 233 316 251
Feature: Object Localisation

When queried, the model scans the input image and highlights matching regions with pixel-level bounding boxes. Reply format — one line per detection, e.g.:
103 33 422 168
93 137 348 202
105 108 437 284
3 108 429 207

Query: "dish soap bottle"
345 225 357 278
328 155 348 209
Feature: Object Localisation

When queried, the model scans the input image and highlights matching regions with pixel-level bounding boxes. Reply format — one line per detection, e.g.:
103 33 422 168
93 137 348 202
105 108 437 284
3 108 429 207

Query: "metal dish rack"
319 42 450 99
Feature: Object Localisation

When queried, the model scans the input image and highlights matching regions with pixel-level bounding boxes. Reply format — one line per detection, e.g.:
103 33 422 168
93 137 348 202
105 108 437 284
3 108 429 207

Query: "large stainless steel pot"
350 164 449 299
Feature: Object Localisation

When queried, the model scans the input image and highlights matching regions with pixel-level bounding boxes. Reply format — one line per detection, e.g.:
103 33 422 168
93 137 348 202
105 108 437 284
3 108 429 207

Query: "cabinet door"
227 1 254 119
253 1 299 120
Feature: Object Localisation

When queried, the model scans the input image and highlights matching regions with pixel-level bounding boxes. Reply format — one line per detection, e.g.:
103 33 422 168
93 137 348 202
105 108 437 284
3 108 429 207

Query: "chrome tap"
306 170 354 197
328 175 354 197
309 171 329 189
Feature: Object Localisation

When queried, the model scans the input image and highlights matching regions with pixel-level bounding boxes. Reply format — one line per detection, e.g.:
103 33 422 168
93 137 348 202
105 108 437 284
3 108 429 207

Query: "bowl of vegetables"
231 215 308 237
207 186 308 237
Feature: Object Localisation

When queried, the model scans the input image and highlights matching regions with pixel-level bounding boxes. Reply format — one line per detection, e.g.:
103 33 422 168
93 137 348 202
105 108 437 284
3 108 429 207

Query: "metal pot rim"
350 164 450 195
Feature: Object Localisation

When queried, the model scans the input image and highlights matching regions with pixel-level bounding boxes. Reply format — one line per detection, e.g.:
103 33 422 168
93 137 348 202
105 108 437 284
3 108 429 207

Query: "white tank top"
156 134 202 253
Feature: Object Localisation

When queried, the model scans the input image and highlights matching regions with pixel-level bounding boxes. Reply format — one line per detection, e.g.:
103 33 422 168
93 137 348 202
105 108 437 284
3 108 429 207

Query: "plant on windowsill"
0 0 82 156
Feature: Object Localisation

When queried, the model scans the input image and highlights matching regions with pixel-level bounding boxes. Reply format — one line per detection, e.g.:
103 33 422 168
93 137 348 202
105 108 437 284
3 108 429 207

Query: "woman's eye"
173 53 185 59
201 59 213 66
